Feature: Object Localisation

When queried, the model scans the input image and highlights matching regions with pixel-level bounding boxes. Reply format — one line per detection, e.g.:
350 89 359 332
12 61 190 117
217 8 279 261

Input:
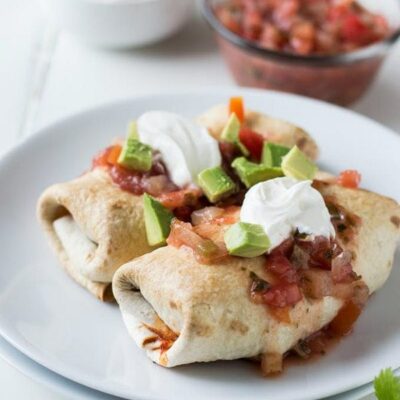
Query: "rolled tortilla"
37 168 153 301
113 182 400 368
198 104 319 161
37 106 319 301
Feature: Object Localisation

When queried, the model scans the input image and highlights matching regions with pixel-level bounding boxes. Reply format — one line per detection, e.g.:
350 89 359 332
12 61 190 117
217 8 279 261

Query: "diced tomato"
337 169 361 189
290 21 315 55
192 208 239 246
216 8 242 35
260 23 284 50
214 205 241 225
273 0 300 30
167 219 200 247
296 236 342 270
157 188 202 210
215 0 390 56
340 14 369 44
243 10 263 40
327 5 350 22
262 283 303 308
300 269 334 299
229 97 245 123
193 222 224 242
239 127 264 160
329 300 362 336
265 254 298 284
92 146 113 169
271 238 294 257
109 165 143 195
374 15 389 37
167 220 227 264
107 145 122 165
92 145 122 169
191 204 239 226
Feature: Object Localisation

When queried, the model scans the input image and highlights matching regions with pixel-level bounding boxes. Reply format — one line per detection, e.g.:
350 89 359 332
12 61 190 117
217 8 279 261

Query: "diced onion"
191 207 224 226
167 219 227 264
143 175 176 197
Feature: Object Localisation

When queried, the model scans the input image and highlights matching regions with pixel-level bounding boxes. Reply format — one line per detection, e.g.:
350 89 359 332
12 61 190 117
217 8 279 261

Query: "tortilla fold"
113 182 400 367
37 168 153 301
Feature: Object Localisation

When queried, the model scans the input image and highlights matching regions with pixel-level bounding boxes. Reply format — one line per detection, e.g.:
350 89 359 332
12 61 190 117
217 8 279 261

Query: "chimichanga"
37 104 319 301
37 168 152 301
113 181 400 372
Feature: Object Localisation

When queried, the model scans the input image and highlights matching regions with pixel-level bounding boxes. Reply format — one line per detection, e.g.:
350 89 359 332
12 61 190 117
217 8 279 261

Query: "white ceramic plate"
0 335 122 400
0 334 380 400
0 88 399 400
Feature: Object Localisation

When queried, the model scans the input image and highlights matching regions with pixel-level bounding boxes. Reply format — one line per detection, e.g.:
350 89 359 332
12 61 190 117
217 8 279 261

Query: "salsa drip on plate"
215 0 391 55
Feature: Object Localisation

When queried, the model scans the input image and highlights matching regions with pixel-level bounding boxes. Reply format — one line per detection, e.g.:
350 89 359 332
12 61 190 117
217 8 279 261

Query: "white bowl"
39 0 195 48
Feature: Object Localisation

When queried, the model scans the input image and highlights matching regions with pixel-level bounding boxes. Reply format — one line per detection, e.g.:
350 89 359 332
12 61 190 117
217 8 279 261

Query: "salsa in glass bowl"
201 0 400 105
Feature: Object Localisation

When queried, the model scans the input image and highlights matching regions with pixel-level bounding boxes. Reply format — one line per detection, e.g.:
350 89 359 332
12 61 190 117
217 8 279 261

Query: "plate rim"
1 86 399 400
0 335 123 400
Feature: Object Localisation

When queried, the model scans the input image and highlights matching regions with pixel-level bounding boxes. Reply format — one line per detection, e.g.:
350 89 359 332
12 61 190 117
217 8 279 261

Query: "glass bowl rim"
200 0 400 66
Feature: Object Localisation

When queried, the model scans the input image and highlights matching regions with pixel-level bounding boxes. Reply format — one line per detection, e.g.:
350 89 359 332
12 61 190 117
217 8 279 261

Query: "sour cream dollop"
137 111 221 188
240 177 335 251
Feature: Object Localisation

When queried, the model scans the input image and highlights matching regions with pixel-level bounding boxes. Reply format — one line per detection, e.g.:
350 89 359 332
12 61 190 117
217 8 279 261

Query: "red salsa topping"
239 127 264 161
214 0 390 56
249 203 368 331
92 146 178 196
337 169 362 189
91 137 251 215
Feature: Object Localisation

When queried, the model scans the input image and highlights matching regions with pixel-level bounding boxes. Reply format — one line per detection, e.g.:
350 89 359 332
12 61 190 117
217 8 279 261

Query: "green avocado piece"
261 143 290 167
143 194 174 247
197 166 236 203
127 121 139 140
118 138 152 171
221 113 240 142
231 157 283 188
220 113 249 156
281 145 317 180
224 222 270 257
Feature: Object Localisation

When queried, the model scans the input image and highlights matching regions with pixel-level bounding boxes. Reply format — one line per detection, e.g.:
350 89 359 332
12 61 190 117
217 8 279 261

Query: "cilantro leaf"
374 368 400 400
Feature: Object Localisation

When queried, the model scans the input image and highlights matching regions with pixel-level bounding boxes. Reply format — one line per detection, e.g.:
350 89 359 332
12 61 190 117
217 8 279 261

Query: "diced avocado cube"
224 222 270 257
221 113 240 142
118 138 152 171
197 166 236 203
221 114 249 156
231 157 283 188
127 121 139 140
281 145 317 180
261 143 290 167
143 194 174 247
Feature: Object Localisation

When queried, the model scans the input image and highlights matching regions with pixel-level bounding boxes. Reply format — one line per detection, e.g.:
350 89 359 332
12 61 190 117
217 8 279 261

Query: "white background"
1 0 399 398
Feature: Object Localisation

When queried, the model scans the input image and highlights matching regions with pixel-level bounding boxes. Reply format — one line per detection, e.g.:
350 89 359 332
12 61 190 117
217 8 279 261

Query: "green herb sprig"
374 368 400 400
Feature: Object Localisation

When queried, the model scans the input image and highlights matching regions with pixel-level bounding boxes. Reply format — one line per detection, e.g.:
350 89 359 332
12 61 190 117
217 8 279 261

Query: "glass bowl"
201 0 400 106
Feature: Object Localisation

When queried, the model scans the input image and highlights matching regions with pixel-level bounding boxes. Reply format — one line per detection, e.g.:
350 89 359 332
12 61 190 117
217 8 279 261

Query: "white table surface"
1 1 398 398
